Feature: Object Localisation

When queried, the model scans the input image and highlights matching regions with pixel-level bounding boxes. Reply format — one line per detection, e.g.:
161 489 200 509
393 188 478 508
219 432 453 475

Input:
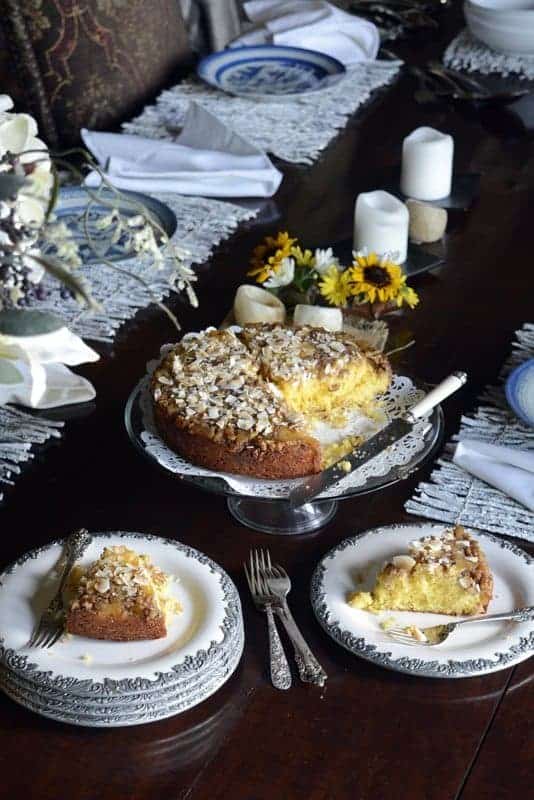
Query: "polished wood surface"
0 13 533 800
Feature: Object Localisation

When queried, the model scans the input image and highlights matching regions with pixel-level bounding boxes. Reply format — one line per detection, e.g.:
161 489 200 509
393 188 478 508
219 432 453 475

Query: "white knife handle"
406 371 467 421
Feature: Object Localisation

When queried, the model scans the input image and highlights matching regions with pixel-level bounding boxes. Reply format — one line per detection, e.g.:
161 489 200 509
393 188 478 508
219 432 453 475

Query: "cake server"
288 371 467 509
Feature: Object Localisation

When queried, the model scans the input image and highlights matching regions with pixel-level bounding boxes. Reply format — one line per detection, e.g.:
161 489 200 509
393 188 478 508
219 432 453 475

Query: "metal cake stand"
124 380 444 536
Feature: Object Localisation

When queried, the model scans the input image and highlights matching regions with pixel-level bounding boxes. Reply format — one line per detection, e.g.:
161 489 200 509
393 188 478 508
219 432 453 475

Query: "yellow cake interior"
348 527 492 616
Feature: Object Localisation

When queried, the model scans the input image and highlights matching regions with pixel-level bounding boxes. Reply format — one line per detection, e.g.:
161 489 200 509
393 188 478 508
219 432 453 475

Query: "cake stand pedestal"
227 496 338 535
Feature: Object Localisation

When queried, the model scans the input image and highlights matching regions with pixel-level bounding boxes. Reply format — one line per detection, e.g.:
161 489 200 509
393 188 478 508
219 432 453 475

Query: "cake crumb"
339 460 352 473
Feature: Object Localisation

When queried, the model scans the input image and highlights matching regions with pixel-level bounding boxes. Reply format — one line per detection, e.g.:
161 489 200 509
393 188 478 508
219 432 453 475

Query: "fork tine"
243 561 253 594
266 549 272 569
45 627 63 649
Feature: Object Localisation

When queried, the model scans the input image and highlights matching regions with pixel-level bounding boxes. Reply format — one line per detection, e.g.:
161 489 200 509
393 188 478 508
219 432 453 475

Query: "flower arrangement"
0 94 196 327
0 94 198 410
247 231 419 319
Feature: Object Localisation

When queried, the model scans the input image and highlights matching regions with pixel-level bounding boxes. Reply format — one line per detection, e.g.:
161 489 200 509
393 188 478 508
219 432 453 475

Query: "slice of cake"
66 546 181 641
348 526 493 616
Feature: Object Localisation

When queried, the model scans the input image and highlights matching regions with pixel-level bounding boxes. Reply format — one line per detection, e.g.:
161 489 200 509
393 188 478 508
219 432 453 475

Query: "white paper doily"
444 29 534 80
137 353 429 500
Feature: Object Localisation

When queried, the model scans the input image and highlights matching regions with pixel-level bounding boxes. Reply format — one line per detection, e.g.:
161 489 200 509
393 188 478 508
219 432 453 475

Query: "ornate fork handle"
274 606 327 687
265 605 292 690
49 529 93 614
455 606 534 627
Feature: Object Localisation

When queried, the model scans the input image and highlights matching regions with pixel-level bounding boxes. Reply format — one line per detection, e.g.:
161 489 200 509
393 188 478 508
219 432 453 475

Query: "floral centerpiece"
0 94 197 409
248 231 419 319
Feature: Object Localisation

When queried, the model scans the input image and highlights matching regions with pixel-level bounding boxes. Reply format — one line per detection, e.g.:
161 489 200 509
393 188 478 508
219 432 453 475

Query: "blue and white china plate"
506 359 534 427
311 523 534 679
42 186 177 265
197 45 346 99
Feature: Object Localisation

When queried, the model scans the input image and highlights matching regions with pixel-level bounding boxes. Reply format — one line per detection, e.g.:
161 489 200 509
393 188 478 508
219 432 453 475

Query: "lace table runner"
123 62 402 166
36 193 257 343
0 406 64 502
444 29 534 80
406 323 534 543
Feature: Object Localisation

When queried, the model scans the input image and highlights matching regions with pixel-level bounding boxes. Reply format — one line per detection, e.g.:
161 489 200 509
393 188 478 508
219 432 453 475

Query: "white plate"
311 523 534 678
0 532 243 694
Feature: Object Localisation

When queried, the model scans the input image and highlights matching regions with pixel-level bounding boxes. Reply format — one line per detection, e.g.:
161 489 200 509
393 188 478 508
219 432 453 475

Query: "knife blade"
288 371 467 509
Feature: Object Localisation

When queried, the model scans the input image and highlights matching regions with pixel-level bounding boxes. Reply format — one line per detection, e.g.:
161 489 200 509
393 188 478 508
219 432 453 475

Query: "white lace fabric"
406 323 534 543
444 29 534 80
139 364 427 499
123 62 402 166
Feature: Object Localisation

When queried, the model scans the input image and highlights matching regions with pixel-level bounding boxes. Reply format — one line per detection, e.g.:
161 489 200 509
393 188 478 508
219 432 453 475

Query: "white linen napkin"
453 439 534 512
82 103 282 198
233 0 379 65
0 327 98 408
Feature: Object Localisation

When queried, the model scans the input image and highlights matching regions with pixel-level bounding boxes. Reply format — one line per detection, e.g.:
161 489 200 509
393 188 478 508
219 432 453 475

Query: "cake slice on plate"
66 545 181 641
348 526 493 616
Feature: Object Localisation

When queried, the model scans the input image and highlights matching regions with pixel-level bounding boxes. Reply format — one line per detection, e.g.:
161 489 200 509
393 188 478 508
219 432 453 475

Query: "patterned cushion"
0 0 191 147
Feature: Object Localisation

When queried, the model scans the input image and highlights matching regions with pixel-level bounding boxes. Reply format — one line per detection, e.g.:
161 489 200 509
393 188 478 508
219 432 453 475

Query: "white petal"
0 95 14 113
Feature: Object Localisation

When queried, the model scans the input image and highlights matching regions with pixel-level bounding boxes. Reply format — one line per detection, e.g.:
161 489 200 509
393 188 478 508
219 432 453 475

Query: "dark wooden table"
0 14 533 800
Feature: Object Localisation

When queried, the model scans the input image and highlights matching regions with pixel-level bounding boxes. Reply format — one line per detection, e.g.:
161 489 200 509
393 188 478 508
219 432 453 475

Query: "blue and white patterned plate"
197 45 346 99
506 359 534 428
42 186 177 266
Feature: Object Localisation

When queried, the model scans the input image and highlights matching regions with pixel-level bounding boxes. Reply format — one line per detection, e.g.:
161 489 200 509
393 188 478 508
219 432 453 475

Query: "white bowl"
465 1 534 53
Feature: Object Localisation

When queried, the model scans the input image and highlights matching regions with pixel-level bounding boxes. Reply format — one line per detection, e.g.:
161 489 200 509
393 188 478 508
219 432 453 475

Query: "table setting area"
0 0 533 798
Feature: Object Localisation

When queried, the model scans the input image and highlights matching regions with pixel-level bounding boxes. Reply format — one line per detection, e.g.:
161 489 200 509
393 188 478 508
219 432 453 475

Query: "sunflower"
290 245 315 269
319 265 352 307
350 252 404 304
248 231 296 283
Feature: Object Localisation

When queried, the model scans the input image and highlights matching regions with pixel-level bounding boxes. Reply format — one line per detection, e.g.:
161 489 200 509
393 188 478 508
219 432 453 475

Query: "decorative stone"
407 200 448 244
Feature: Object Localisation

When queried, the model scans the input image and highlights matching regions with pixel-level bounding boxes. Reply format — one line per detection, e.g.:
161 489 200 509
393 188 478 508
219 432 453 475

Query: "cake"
348 526 493 616
151 324 391 479
66 546 181 641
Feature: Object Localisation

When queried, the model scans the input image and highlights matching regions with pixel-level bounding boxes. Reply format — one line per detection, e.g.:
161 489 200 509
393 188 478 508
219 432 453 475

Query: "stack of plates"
465 0 534 54
0 532 244 727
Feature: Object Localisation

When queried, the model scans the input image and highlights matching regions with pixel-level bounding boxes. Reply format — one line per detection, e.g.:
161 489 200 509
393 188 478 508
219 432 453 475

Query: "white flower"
264 256 295 288
0 95 14 114
313 247 340 275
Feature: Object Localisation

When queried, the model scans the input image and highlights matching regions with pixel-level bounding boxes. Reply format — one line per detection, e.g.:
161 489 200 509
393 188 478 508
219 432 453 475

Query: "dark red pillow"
0 0 192 147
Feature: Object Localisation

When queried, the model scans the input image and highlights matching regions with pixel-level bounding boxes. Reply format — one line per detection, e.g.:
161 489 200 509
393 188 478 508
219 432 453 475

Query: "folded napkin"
82 103 282 198
233 0 379 65
0 327 98 408
453 439 534 512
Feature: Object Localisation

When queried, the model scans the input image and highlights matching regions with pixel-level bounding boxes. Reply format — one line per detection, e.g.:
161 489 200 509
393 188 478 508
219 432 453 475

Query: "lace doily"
123 62 402 166
444 29 534 80
407 323 534 543
137 359 428 499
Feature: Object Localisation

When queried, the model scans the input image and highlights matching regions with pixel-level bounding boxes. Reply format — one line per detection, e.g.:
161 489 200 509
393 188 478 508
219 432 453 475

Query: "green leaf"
0 309 64 336
0 360 23 384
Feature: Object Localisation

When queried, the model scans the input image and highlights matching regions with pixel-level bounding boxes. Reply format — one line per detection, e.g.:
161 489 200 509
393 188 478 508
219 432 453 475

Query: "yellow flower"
290 245 315 268
248 231 296 283
319 265 352 307
397 284 420 309
350 252 404 304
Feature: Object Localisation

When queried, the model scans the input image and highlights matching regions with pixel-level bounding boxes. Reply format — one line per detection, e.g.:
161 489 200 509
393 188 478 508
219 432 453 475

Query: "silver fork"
27 528 93 648
386 606 534 647
244 552 292 690
260 551 328 687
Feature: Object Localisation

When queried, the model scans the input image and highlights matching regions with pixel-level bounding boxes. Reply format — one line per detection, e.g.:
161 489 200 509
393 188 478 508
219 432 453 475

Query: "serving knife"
289 371 467 509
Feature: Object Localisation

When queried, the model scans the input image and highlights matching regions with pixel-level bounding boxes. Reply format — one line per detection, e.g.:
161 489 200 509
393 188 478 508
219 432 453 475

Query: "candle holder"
376 166 480 210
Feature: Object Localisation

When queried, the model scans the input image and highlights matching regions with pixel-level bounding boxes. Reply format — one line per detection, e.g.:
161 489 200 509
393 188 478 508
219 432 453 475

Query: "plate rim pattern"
0 531 243 695
311 523 534 679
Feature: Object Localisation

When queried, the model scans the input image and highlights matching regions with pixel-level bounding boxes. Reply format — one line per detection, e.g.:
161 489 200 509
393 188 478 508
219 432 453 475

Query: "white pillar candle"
400 127 454 201
233 284 286 326
353 190 409 263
